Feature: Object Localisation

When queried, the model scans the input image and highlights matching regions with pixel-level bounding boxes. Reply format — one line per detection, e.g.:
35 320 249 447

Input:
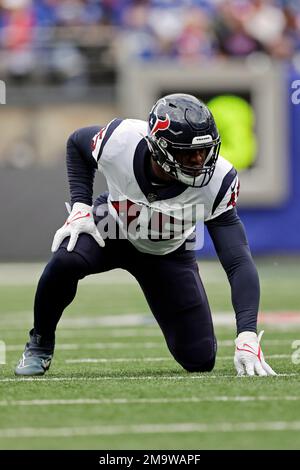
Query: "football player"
15 93 276 377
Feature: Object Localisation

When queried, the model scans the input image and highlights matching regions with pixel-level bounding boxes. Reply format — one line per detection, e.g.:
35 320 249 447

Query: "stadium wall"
200 66 300 257
0 66 299 260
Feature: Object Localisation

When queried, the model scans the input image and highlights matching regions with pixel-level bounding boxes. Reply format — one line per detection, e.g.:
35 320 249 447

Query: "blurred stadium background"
0 0 300 259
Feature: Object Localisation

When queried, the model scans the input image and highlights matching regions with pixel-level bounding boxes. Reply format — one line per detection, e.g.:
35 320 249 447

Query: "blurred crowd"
0 0 299 84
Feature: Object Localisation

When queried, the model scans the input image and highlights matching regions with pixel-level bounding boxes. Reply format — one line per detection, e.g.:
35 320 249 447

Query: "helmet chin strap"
150 154 175 184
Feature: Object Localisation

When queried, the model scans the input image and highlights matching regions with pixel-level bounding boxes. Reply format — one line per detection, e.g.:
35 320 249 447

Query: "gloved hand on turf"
234 330 277 377
51 202 105 252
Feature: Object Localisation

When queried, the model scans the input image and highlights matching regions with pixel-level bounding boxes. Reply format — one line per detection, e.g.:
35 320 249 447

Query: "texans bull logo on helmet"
150 99 171 136
150 100 171 135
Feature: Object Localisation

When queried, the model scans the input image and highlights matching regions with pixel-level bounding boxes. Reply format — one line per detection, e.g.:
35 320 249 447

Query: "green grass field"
0 258 300 450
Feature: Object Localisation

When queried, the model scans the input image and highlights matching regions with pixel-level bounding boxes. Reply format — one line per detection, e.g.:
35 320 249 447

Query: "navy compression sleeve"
205 209 260 334
66 126 100 207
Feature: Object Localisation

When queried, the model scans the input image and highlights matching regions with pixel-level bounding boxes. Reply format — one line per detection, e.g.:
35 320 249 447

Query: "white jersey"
91 118 239 255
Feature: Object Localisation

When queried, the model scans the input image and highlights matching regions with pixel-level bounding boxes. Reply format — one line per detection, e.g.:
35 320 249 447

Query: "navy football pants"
34 221 216 373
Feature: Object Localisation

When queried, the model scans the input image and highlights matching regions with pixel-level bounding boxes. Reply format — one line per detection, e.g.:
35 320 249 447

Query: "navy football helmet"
147 93 221 187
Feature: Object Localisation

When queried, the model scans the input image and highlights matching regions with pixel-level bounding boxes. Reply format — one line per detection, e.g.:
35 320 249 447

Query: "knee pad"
42 248 89 282
170 336 216 373
183 356 216 373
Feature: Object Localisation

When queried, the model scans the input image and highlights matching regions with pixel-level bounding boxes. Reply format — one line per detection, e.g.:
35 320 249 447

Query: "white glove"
51 202 105 253
234 330 277 377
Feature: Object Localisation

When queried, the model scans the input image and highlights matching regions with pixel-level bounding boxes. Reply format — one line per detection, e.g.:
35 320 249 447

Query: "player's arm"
66 119 123 207
206 208 259 334
66 126 100 206
205 167 276 377
206 208 276 376
51 126 105 253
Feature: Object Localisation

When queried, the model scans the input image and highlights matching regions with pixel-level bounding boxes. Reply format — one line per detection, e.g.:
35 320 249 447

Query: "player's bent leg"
33 247 91 337
15 234 113 377
160 311 217 373
131 248 217 373
15 248 89 376
165 309 217 372
173 350 216 373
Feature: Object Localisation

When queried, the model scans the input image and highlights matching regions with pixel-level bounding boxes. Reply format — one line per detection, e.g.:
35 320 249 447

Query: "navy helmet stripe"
211 167 237 215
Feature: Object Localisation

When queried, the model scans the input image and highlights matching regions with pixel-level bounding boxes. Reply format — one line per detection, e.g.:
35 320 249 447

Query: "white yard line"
57 329 162 338
0 314 155 329
1 331 296 348
218 354 290 360
6 342 163 352
0 263 228 285
0 396 300 407
2 312 300 329
65 357 171 363
5 340 296 352
1 328 163 339
218 340 294 347
65 354 291 364
0 373 295 383
0 421 300 438
0 266 137 286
